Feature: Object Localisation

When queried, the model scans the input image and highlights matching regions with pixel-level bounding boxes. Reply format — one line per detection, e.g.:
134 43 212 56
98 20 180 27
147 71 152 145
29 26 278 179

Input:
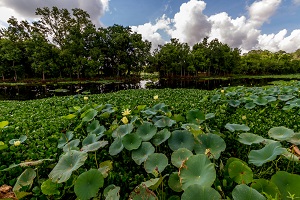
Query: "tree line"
0 7 299 81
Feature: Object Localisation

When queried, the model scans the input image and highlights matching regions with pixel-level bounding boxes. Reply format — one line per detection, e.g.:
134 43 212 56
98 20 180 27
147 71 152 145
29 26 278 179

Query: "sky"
0 0 299 53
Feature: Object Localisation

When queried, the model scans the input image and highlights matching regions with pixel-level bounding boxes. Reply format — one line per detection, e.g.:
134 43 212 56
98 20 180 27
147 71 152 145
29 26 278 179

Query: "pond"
0 78 298 100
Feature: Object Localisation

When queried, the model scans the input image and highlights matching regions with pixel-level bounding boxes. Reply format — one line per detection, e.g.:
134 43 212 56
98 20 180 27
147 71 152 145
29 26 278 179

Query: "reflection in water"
0 78 297 100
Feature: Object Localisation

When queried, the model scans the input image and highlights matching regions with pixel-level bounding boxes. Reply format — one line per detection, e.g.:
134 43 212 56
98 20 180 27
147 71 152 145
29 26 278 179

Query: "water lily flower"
121 116 129 124
153 95 158 100
14 140 21 146
122 109 131 116
221 90 225 93
242 115 247 120
84 96 88 101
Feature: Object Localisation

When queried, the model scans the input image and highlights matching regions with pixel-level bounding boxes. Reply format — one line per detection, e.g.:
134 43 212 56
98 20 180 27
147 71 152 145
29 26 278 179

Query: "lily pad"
81 109 98 122
87 120 106 135
168 130 194 151
81 141 108 153
171 148 193 168
254 96 268 106
211 94 220 103
82 134 102 146
287 133 300 145
63 139 80 152
179 154 216 190
132 142 155 165
109 138 124 156
232 184 266 200
13 168 36 192
105 186 120 200
245 102 256 109
151 129 171 146
112 124 134 138
278 95 294 101
251 179 280 199
144 153 168 174
228 161 253 184
194 133 226 159
248 142 285 166
225 123 250 132
57 131 74 148
136 122 157 141
74 169 104 200
238 133 265 145
154 116 176 128
49 150 88 183
122 133 142 150
181 185 221 200
168 172 182 192
268 126 295 141
129 184 157 200
228 100 241 107
186 109 205 124
41 179 61 196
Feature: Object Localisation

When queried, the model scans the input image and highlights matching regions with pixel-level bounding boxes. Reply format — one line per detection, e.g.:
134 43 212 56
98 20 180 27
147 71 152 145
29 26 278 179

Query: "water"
0 78 298 100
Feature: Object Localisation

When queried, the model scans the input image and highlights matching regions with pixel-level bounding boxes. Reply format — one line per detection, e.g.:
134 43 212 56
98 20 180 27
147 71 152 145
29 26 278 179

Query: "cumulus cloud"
0 0 109 27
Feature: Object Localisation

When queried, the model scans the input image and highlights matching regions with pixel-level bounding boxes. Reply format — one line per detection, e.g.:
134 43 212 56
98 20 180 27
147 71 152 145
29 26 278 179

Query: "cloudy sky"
0 0 299 53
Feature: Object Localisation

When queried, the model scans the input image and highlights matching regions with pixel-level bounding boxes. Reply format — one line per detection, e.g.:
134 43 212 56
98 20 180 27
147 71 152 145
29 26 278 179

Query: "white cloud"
293 0 300 5
0 0 109 27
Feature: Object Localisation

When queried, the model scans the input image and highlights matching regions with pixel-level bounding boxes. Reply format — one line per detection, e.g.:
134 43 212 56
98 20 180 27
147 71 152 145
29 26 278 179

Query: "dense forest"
0 7 300 81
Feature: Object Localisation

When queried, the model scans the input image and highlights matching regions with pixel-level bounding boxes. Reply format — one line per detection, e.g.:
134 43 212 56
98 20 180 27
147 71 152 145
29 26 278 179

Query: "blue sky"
0 0 299 52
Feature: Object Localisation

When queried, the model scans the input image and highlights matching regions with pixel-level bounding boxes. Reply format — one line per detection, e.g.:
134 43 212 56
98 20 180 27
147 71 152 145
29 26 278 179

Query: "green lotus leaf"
151 128 171 146
154 116 176 128
238 133 265 145
211 94 220 103
224 157 248 177
142 108 157 115
248 142 285 166
153 103 168 111
228 100 241 107
136 122 157 141
0 141 8 150
0 121 9 128
41 179 61 196
281 149 300 162
186 109 205 124
142 175 167 191
82 134 101 146
49 150 88 183
205 113 215 120
129 184 157 200
112 124 134 138
1 159 54 171
225 123 250 132
168 130 194 151
13 168 36 192
265 96 277 102
57 131 74 148
105 186 120 200
268 126 295 141
168 196 180 200
109 138 124 156
87 120 106 135
99 160 113 178
74 169 104 200
63 139 80 152
251 179 280 199
81 141 108 153
81 109 98 122
245 102 256 109
194 133 226 159
122 133 142 150
171 148 193 168
287 98 300 107
179 154 216 190
132 142 155 165
232 184 266 200
278 95 294 101
168 172 182 192
271 171 300 200
228 161 253 184
144 153 168 174
9 135 27 145
181 185 221 200
254 96 268 106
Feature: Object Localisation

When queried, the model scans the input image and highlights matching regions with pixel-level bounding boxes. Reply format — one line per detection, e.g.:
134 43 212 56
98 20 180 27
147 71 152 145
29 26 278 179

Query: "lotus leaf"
41 179 60 195
228 161 253 184
122 133 142 150
154 116 176 128
211 94 220 103
179 154 216 190
112 124 134 138
205 113 215 120
168 130 194 151
224 157 248 177
238 133 265 145
232 184 266 200
194 133 226 159
268 126 295 141
225 123 250 132
281 149 300 162
287 98 300 107
265 96 277 102
151 128 171 146
0 141 8 150
132 142 155 165
81 109 98 122
181 185 221 200
254 96 268 105
109 138 124 156
144 153 168 174
57 131 74 148
74 169 104 200
49 150 88 183
81 141 108 153
13 168 36 192
99 160 113 178
271 171 300 200
9 135 27 145
168 172 182 192
129 184 157 200
181 123 204 137
82 134 102 146
105 187 120 200
142 176 167 191
136 122 157 141
168 196 180 200
278 95 294 101
186 109 205 124
63 139 80 152
251 179 280 199
248 142 285 166
228 99 241 107
287 133 300 145
245 102 256 109
171 148 193 168
87 120 106 135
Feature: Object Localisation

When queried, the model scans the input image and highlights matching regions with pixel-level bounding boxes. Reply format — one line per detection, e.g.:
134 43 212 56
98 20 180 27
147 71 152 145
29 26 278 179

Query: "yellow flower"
221 90 225 93
84 96 88 101
153 95 158 100
14 140 21 146
122 109 131 116
121 116 129 124
242 115 247 120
